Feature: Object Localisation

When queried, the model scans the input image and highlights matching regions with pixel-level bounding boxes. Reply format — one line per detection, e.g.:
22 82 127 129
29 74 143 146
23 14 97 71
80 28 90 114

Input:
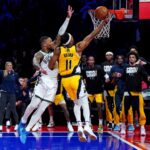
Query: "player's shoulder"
34 50 44 57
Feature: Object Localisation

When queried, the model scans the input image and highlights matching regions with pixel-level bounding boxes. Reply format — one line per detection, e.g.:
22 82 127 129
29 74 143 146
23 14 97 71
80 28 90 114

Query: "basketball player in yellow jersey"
49 18 108 141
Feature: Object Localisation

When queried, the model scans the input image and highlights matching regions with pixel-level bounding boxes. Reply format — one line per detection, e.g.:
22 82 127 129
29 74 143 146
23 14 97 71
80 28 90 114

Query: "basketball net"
88 10 114 39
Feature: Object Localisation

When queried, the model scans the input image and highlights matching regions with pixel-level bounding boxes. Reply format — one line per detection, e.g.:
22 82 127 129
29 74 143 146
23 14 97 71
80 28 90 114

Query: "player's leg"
62 76 86 141
121 94 131 134
77 80 97 140
59 100 74 132
104 90 114 130
88 94 94 126
127 107 134 132
26 101 51 132
113 91 122 131
132 94 146 136
25 83 58 132
95 94 103 133
47 105 55 127
20 81 46 126
32 117 43 132
20 95 41 124
18 95 42 143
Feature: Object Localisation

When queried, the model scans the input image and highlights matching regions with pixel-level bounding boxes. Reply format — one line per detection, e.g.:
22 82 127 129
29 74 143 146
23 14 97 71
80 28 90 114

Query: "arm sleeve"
58 18 70 36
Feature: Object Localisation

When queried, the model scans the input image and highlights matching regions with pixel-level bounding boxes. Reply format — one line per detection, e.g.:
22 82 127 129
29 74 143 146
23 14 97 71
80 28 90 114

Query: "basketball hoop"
88 9 114 39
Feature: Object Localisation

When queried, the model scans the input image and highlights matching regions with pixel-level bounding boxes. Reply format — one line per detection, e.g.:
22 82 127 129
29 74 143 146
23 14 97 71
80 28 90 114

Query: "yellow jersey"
58 45 80 77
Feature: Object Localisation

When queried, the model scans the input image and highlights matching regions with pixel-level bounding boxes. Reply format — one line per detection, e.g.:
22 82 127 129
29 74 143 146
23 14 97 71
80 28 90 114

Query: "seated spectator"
16 78 31 120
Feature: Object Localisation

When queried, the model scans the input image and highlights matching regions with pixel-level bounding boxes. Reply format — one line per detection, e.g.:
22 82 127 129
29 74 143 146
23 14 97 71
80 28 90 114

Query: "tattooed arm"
33 51 47 74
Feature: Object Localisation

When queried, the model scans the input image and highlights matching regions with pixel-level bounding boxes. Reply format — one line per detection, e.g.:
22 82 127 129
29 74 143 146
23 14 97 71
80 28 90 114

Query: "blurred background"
0 0 150 77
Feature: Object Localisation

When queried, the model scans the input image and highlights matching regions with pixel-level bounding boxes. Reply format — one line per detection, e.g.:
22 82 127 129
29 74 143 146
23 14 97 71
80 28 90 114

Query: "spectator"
0 61 19 131
16 78 31 120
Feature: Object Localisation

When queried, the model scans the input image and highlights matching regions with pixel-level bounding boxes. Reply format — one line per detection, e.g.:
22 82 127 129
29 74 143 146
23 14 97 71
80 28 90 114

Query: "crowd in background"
0 0 150 77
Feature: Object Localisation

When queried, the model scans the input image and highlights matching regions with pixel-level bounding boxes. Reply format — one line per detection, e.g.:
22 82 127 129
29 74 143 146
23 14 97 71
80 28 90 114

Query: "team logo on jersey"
104 65 112 73
43 54 51 64
126 67 138 75
86 70 97 78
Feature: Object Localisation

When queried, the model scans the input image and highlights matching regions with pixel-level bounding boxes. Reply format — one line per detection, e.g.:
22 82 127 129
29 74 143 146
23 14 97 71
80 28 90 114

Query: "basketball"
95 6 108 20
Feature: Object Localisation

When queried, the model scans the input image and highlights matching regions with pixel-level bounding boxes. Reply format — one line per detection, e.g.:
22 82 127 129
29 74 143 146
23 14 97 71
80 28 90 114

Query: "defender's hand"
40 68 48 75
67 5 74 18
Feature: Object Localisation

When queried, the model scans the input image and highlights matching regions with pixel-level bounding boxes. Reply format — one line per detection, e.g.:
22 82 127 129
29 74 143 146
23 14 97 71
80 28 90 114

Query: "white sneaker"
84 125 97 140
47 122 55 128
14 124 18 131
32 122 40 131
78 126 87 142
0 125 2 131
121 124 126 135
39 123 42 129
67 132 74 142
6 120 11 127
140 126 146 136
67 123 74 132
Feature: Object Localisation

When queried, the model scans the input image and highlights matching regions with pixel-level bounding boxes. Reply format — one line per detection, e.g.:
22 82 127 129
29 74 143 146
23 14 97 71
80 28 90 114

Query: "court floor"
0 126 150 150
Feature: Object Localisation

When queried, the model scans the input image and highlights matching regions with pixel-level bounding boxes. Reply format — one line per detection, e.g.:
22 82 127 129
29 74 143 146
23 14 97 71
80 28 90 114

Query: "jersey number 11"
66 60 72 70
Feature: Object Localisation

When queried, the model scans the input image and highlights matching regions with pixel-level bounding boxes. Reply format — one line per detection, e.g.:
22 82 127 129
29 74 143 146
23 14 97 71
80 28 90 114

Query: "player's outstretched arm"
50 6 74 50
76 19 107 55
48 47 60 70
58 5 74 36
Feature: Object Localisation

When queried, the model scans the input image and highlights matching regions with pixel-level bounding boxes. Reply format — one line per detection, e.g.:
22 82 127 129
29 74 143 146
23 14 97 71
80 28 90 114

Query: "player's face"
87 56 95 66
106 54 113 61
129 55 137 64
46 38 53 48
117 56 123 64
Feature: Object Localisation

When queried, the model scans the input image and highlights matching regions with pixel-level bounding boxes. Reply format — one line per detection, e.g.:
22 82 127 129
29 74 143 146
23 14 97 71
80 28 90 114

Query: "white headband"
63 33 72 46
105 51 113 56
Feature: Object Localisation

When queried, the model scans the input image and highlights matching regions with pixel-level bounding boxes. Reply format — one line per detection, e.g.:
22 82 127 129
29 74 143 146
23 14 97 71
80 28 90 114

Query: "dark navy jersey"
82 65 104 94
110 63 127 93
123 64 148 92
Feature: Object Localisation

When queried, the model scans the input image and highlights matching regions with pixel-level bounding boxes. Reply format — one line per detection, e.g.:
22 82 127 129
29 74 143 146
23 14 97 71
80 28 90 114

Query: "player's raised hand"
67 5 74 18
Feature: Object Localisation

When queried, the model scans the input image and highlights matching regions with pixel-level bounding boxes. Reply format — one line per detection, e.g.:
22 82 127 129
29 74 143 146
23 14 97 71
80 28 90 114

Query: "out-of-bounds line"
107 131 142 150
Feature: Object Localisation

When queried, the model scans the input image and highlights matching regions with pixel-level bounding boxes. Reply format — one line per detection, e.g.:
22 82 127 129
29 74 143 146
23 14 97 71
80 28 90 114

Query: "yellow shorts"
88 94 103 103
61 75 86 100
54 93 65 105
104 90 115 97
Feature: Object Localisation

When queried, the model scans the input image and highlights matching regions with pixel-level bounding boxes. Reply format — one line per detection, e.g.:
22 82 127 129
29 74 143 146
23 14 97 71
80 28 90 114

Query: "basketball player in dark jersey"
121 52 150 135
101 51 115 129
82 56 105 133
